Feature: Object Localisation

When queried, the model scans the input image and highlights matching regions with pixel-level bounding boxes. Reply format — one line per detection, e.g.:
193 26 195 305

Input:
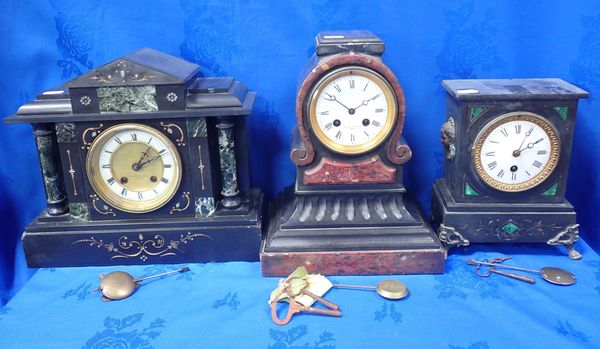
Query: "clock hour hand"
132 146 152 171
353 93 381 111
520 138 544 153
513 128 535 157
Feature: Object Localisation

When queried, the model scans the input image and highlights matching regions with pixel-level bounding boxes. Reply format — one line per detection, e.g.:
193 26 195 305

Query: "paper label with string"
268 266 332 306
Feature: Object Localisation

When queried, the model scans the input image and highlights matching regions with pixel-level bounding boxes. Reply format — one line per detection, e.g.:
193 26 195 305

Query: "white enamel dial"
472 112 561 192
308 66 397 154
86 123 182 213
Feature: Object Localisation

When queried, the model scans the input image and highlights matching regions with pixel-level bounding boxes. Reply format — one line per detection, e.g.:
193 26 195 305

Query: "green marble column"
33 123 68 215
216 119 241 209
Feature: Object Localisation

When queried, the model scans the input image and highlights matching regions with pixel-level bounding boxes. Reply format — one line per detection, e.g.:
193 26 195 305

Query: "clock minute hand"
136 154 162 170
324 93 351 111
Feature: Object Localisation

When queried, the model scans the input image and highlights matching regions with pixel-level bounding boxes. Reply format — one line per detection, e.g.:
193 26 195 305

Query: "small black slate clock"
432 78 589 259
6 48 263 267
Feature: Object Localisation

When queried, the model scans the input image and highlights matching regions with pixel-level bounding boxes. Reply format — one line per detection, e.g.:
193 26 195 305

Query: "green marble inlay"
218 127 238 195
464 182 479 196
501 222 520 234
98 85 157 113
36 135 65 201
470 106 488 121
541 182 559 196
55 123 76 143
195 197 215 217
187 118 207 137
554 106 568 120
69 202 90 222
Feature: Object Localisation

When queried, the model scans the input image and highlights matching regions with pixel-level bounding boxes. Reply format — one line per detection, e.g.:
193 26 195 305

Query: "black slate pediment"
65 48 200 88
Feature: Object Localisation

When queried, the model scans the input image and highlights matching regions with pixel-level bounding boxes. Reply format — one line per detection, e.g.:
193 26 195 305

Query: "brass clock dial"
472 112 561 192
86 123 182 213
308 66 397 155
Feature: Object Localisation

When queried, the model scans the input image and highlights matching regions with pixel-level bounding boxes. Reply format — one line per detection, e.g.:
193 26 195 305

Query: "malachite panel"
554 106 568 120
541 182 559 196
469 106 489 122
501 222 520 234
464 182 479 196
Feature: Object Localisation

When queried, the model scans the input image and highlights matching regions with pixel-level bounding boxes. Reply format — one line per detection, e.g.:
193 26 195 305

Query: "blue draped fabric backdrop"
0 0 599 305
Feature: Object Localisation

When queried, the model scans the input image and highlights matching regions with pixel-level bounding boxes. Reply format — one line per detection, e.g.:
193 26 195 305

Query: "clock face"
472 112 561 192
86 123 182 213
308 66 397 155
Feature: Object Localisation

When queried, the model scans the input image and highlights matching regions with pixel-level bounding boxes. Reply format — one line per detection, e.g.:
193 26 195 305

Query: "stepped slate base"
431 180 582 259
260 187 446 276
22 189 264 267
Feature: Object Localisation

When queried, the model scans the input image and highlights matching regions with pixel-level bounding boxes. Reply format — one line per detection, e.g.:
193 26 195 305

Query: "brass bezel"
471 112 561 192
307 66 397 155
86 123 182 213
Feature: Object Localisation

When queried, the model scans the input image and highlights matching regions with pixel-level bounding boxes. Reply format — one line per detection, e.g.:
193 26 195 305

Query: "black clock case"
431 78 589 259
5 49 264 267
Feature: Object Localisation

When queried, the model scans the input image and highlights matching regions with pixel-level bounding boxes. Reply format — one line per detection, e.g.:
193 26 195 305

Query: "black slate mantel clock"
6 48 263 267
432 78 588 259
261 31 446 276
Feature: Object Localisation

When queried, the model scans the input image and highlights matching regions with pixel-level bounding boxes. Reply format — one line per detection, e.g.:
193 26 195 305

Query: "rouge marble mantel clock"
432 78 588 259
6 48 263 267
260 31 446 276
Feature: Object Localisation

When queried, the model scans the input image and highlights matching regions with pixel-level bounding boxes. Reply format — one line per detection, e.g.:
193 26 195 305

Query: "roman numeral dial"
472 112 560 192
309 66 397 155
86 123 182 213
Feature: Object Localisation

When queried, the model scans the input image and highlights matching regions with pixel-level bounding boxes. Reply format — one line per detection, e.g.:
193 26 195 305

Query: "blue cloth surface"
1 0 600 308
1 241 599 348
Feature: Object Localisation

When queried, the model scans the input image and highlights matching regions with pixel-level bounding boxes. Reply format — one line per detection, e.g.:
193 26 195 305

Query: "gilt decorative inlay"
160 122 185 146
81 124 104 150
198 145 206 190
72 232 212 261
66 149 77 196
90 194 116 216
89 60 157 84
169 191 191 214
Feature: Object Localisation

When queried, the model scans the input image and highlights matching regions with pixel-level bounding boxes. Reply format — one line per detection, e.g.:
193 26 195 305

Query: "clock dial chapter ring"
86 123 182 213
471 112 561 192
307 66 397 155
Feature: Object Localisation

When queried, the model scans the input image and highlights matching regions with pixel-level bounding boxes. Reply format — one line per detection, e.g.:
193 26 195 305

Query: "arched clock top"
263 31 446 276
291 53 409 166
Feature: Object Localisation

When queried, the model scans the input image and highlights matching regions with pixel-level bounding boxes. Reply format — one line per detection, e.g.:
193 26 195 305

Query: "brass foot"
567 245 582 260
